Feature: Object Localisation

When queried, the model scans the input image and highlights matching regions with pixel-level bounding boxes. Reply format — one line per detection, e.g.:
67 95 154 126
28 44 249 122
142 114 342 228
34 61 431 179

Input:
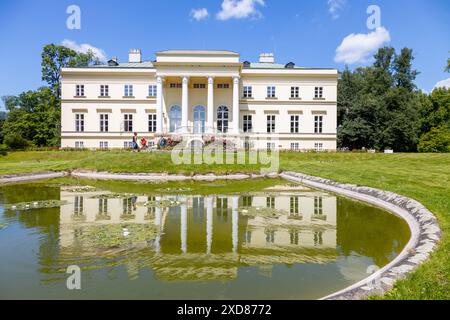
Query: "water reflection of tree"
336 197 410 267
0 184 61 276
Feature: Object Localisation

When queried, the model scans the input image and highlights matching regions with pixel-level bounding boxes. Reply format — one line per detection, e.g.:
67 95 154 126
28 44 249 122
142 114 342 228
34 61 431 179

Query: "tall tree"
2 87 60 147
393 48 419 91
41 44 99 97
338 46 421 151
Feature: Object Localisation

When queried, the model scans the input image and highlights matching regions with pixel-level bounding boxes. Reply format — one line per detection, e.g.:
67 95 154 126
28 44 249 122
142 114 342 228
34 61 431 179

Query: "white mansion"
60 49 337 150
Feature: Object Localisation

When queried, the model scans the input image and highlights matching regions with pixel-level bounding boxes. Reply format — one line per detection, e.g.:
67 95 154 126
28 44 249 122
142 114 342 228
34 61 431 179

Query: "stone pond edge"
0 170 442 300
280 172 441 300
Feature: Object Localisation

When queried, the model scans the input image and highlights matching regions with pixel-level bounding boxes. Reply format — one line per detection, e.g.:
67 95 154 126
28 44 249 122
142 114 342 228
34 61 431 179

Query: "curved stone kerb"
280 171 441 300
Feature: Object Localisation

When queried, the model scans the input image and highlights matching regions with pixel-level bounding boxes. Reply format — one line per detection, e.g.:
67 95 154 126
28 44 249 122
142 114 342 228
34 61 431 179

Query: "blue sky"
0 0 449 110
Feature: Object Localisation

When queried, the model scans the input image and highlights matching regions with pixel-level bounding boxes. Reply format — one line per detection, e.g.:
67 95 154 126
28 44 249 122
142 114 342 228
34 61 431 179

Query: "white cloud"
191 8 209 21
62 39 107 62
334 27 391 64
216 0 265 21
328 0 346 19
434 78 450 89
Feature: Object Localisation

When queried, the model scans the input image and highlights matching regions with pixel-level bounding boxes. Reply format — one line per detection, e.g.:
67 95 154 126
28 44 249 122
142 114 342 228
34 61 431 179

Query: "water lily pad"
156 187 192 193
61 185 98 193
76 223 158 248
90 193 137 199
5 200 69 211
137 199 183 208
239 207 284 217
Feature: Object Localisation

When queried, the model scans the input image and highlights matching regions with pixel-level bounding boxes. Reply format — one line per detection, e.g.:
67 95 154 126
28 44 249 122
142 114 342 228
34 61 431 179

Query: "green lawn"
0 150 449 299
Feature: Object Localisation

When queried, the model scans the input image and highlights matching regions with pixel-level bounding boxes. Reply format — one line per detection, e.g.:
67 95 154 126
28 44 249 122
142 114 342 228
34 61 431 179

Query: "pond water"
0 178 410 300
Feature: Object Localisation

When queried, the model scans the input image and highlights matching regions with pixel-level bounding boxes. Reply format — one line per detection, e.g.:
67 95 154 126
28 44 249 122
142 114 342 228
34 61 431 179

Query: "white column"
181 76 189 133
156 76 164 133
207 76 214 133
232 196 239 254
180 203 187 254
206 197 213 255
232 76 240 134
154 207 162 254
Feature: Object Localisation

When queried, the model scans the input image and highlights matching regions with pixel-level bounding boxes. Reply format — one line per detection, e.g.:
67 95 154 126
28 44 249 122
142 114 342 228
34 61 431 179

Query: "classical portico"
153 50 242 135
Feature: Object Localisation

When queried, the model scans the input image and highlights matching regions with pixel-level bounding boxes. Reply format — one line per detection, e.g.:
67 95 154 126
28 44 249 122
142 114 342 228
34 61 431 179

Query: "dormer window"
243 61 251 68
285 62 295 69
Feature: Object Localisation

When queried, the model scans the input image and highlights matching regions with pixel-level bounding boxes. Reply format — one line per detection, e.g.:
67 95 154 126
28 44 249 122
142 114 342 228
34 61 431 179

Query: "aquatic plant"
156 187 192 193
5 200 69 211
239 207 285 217
137 199 183 208
76 223 158 248
90 193 137 199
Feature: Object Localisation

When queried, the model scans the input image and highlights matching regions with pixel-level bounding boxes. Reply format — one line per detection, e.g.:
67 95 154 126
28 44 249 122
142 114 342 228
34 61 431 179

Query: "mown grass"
0 150 449 299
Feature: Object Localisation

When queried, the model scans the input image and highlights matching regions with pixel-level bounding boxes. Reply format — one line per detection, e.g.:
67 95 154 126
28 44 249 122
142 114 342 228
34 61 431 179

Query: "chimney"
129 49 142 63
259 53 275 63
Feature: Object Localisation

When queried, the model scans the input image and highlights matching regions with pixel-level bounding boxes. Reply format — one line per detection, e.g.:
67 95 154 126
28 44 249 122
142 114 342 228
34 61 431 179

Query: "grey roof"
157 50 239 55
246 62 334 70
73 60 333 70
83 61 155 69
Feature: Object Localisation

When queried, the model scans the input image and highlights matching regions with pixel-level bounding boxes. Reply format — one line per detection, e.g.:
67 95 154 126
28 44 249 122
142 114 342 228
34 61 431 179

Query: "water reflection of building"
59 190 337 281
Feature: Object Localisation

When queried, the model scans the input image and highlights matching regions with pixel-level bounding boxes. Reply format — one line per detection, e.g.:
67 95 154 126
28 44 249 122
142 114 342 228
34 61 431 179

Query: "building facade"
60 49 338 150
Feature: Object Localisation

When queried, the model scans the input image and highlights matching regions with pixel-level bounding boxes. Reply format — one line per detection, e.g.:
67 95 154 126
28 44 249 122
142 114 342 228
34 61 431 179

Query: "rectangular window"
124 85 133 97
267 142 276 151
75 85 84 97
99 114 109 132
267 115 276 133
315 87 323 98
266 86 276 98
243 86 253 98
314 196 323 215
100 85 109 97
124 114 133 132
314 143 324 152
75 141 84 149
266 196 275 208
148 85 157 97
290 197 299 214
148 114 157 132
290 115 299 133
314 115 323 133
243 115 253 133
124 141 133 149
290 142 300 151
193 83 206 89
217 83 229 89
75 114 84 132
99 141 108 149
74 196 84 215
291 86 299 98
170 83 182 88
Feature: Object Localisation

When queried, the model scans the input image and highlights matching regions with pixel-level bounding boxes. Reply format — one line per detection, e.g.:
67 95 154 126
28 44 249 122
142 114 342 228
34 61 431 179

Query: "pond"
0 178 410 300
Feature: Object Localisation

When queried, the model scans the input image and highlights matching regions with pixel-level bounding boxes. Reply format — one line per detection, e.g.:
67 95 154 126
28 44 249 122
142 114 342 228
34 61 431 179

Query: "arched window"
217 106 229 133
193 105 206 133
169 105 181 132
